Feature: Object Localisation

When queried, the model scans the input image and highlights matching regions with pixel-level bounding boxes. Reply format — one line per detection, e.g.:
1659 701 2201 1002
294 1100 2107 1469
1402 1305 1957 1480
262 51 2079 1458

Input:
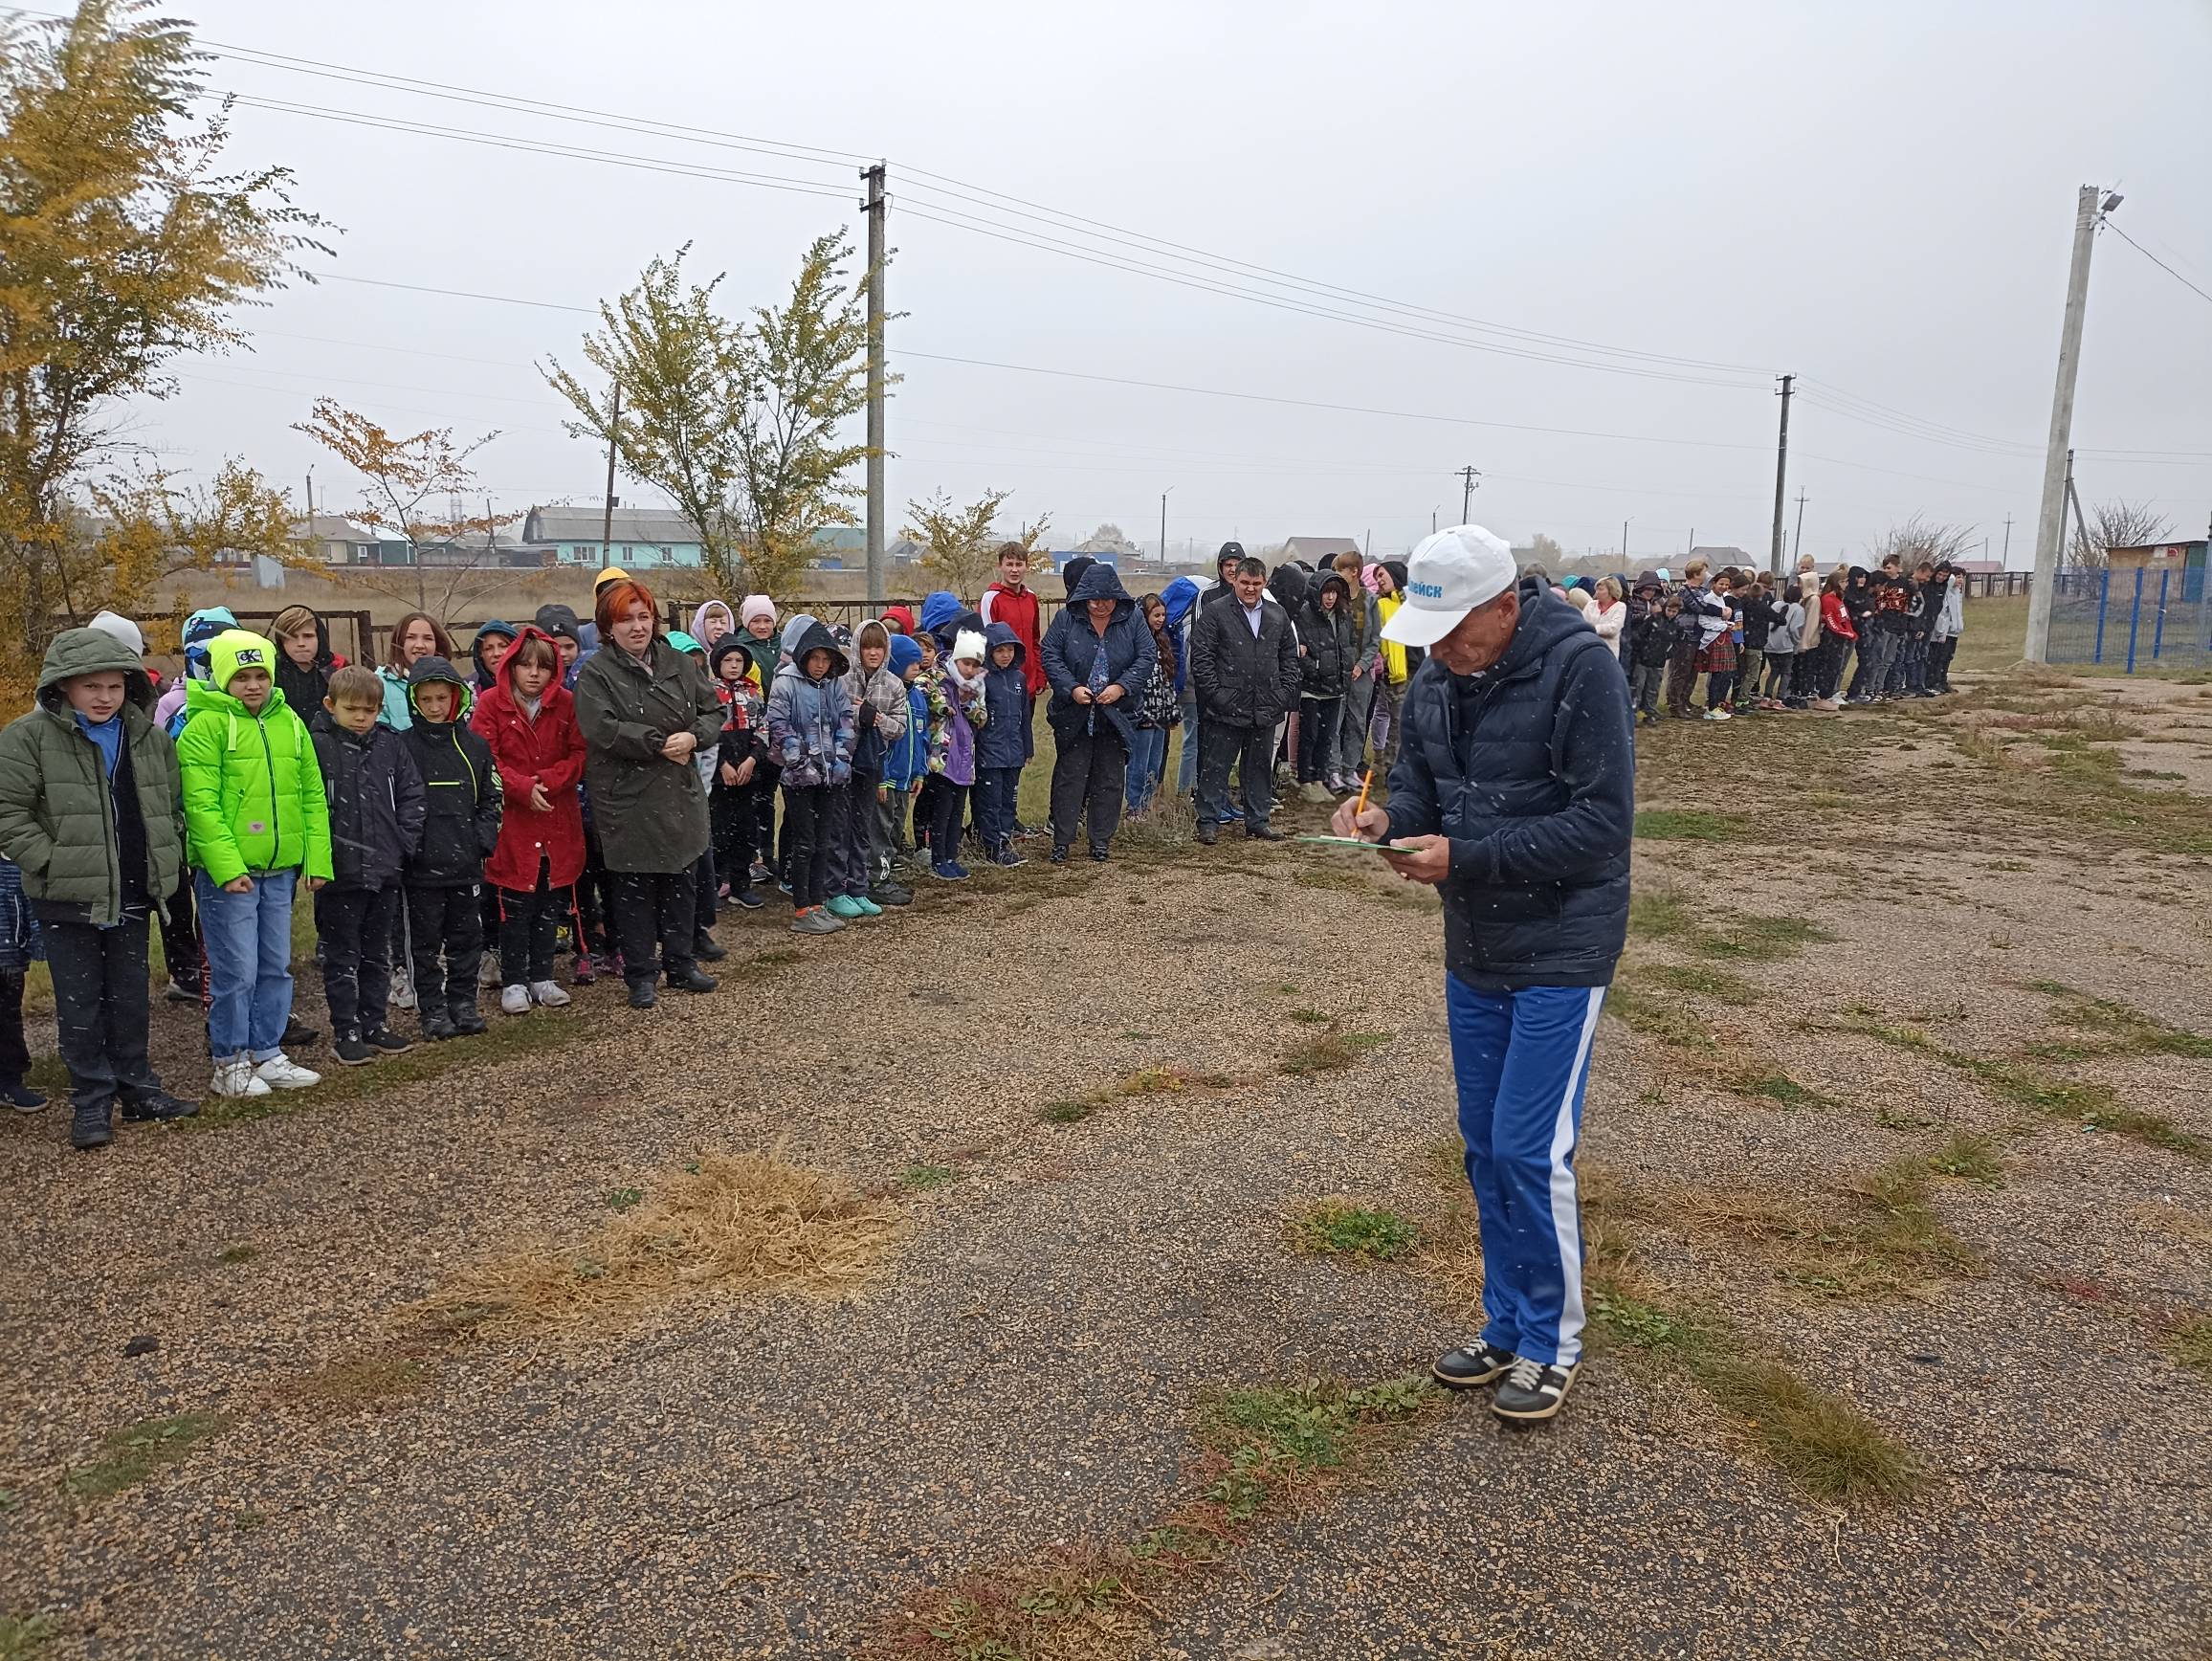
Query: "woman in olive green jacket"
0 627 194 1146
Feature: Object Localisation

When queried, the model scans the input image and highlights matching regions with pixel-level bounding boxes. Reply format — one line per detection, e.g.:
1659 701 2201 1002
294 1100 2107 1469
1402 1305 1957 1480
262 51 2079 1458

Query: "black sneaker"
334 1030 374 1067
1089 846 1110 862
994 848 1027 868
120 1090 198 1123
731 887 765 910
450 1006 487 1037
628 981 658 1009
1492 1357 1580 1422
1432 1341 1516 1389
693 935 728 962
363 1027 413 1055
667 966 718 994
1245 825 1286 842
281 1016 321 1050
421 1008 456 1042
870 883 913 908
1194 824 1217 846
1 1079 45 1112
71 1102 113 1150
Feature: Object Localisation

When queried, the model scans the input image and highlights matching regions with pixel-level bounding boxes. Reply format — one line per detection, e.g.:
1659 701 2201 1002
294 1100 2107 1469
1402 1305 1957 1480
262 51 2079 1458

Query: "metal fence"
2046 566 2212 671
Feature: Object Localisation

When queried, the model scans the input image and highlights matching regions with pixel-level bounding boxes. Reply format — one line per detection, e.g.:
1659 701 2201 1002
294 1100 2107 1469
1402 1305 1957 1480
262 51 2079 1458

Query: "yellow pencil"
1354 767 1373 819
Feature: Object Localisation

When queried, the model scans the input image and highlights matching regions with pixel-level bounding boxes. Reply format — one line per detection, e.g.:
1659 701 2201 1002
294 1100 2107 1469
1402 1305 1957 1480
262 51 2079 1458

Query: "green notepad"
1295 835 1410 854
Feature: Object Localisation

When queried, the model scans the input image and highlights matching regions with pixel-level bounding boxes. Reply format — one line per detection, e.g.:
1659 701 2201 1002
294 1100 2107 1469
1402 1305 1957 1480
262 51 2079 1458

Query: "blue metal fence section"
2046 567 2212 670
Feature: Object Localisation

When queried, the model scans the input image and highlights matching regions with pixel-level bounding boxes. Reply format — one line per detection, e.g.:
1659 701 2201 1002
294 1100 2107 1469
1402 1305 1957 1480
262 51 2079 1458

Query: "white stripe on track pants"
1445 978 1605 1368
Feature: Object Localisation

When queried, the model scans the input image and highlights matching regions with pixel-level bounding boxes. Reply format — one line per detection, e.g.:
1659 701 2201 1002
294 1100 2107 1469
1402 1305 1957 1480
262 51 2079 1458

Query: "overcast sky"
94 0 2212 567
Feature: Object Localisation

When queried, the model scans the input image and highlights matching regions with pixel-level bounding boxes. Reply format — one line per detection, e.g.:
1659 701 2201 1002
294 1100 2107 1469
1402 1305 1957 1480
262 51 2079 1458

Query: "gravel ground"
3 675 2209 1659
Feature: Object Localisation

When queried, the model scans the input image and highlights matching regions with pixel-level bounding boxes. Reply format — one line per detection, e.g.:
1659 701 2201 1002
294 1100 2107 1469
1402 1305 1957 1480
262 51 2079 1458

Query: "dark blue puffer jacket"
976 622 1031 770
1041 563 1154 753
1383 576 1634 989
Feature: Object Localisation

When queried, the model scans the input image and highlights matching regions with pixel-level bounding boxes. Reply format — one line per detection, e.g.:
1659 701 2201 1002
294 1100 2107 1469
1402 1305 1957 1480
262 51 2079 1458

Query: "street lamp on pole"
1160 486 1175 566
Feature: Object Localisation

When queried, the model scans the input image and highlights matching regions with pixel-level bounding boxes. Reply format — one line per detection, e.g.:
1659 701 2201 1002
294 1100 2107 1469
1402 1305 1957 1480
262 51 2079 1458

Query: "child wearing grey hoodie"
830 619 909 918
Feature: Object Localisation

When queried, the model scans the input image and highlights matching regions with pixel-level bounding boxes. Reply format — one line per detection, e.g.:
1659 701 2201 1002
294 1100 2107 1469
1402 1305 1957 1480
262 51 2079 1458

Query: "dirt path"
3 670 2209 1660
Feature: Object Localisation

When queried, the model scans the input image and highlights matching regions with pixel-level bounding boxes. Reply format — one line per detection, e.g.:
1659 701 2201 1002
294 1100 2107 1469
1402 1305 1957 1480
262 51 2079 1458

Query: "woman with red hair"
571 580 728 1008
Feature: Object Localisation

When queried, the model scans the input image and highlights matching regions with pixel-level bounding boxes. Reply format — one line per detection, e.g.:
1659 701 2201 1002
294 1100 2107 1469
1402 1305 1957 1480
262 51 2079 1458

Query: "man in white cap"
1333 524 1633 1423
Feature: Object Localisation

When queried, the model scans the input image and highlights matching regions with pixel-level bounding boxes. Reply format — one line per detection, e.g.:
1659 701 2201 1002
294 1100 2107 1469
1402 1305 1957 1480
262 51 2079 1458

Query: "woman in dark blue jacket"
1039 562 1154 863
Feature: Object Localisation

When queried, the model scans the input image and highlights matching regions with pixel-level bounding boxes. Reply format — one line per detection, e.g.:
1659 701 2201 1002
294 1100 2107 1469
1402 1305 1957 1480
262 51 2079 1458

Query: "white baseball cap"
1381 524 1518 648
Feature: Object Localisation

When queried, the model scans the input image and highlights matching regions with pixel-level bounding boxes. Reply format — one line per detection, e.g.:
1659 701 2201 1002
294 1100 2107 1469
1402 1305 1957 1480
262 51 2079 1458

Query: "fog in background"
104 0 2212 567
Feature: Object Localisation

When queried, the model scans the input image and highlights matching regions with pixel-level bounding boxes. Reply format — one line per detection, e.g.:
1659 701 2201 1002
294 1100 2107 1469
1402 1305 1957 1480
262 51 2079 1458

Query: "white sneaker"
529 981 571 1008
389 968 416 1010
500 985 532 1016
1703 708 1732 721
478 956 502 987
211 1057 271 1098
254 1053 321 1090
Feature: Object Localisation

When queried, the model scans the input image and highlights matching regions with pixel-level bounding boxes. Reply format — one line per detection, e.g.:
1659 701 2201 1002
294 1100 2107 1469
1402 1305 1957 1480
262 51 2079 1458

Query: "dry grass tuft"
289 1352 436 1410
1279 1026 1392 1076
414 1150 904 1337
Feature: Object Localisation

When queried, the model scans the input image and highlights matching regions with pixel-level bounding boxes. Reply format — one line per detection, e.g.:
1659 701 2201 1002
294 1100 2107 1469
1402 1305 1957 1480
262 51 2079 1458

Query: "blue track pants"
1445 978 1606 1368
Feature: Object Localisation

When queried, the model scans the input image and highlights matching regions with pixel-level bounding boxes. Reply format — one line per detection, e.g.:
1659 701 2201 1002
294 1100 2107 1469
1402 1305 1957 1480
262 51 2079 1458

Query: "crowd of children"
1612 551 1968 723
0 540 1969 1154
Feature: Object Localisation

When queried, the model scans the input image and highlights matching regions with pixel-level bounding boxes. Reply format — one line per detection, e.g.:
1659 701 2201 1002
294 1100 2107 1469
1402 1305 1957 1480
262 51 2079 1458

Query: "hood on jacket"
982 619 1026 672
182 607 239 648
33 627 156 713
882 605 916 636
471 619 518 683
667 631 701 656
534 603 582 646
1058 556 1095 598
780 613 821 660
887 633 922 676
1066 561 1136 614
918 591 963 637
406 653 476 720
1268 563 1308 609
1311 572 1351 613
708 633 757 687
1632 569 1664 596
785 620 849 681
689 600 736 647
1161 576 1200 631
488 625 571 709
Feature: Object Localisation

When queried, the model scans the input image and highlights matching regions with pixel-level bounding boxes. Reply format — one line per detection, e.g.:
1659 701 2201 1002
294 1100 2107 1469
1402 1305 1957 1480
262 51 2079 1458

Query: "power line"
2104 220 2212 309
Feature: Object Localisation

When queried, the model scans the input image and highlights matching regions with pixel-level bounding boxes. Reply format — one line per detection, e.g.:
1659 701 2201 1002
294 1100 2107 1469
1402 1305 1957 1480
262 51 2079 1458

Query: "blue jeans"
197 868 299 1061
1445 977 1606 1368
1175 687 1200 796
975 765 1022 854
1125 725 1168 813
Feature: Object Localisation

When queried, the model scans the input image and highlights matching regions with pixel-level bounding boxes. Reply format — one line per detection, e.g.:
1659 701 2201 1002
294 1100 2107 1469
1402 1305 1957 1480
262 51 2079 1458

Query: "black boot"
120 1090 197 1123
692 933 727 962
667 966 719 994
71 1101 114 1150
449 1002 486 1037
628 980 658 1009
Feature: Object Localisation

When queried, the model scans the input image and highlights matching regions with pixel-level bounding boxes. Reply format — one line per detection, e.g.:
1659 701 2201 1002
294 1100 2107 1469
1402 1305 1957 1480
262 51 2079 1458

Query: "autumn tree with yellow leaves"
0 0 325 675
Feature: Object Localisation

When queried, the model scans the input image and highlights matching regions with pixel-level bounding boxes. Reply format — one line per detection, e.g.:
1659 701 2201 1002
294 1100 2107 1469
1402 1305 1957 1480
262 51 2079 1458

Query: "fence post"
2093 568 2109 664
2154 568 2170 661
2126 566 2144 674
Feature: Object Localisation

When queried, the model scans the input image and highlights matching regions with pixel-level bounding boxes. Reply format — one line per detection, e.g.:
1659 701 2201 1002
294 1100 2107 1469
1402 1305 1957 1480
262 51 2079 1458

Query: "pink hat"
740 594 775 627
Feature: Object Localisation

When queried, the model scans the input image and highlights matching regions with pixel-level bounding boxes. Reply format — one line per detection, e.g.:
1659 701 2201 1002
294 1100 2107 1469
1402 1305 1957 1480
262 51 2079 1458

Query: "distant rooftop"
524 505 702 544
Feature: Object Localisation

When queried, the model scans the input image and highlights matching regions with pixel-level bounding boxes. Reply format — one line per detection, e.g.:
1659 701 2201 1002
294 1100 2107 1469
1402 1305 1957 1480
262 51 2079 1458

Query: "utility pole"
1792 490 1807 565
1768 373 1794 577
1456 465 1480 522
2063 448 2086 566
1159 486 1173 565
862 162 889 606
1622 519 1630 563
2025 185 2117 661
2002 513 2014 568
599 381 622 571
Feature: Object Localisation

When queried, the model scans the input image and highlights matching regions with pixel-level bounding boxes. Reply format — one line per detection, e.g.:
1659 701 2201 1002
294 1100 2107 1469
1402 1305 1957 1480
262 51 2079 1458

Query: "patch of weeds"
214 1245 257 1266
290 1352 434 1409
1590 1284 1923 1502
1629 890 1835 963
1635 808 1747 842
2165 1314 2212 1379
604 1187 645 1212
752 947 803 967
1278 1027 1391 1076
880 1371 1436 1659
2031 982 2212 1058
1836 1010 2208 1161
899 1163 961 1192
1630 962 1759 1005
1733 1071 1838 1111
412 1150 905 1337
0 1615 57 1659
1604 983 1716 1051
1289 1199 1420 1263
1725 915 1838 961
1927 1131 2004 1185
1287 1008 1331 1025
64 1413 226 1499
1038 1098 1095 1125
1119 1064 1232 1096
